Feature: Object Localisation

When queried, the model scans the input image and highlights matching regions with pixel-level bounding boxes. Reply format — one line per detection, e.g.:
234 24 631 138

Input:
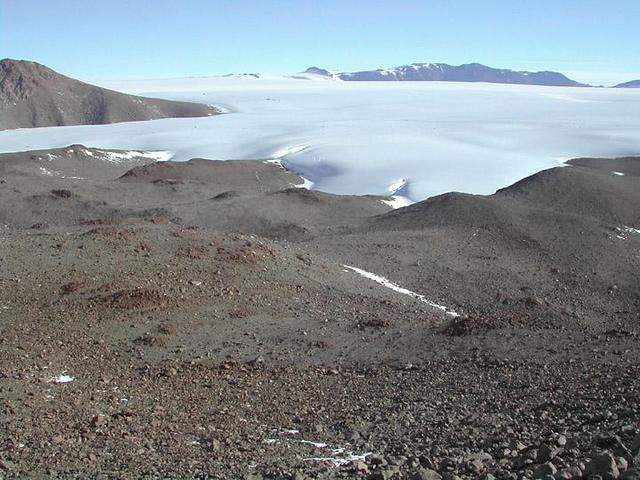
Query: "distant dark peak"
328 61 590 87
614 80 640 88
304 67 334 77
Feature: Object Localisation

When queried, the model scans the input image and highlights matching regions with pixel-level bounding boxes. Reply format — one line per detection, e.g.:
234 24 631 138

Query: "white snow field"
1 75 639 202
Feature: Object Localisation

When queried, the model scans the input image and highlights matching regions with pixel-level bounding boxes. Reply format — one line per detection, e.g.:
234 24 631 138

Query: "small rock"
617 457 629 472
412 469 442 480
368 454 387 466
351 460 368 474
631 434 640 455
534 462 557 478
556 466 583 479
91 414 107 427
537 444 559 463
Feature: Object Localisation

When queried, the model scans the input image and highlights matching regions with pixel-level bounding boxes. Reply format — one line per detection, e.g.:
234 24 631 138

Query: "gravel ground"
0 148 639 479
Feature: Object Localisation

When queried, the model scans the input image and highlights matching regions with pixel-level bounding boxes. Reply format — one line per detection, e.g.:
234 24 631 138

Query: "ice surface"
343 265 458 317
1 77 639 202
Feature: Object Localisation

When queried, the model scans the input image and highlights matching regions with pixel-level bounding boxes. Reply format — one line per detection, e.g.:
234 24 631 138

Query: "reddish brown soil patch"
103 288 173 311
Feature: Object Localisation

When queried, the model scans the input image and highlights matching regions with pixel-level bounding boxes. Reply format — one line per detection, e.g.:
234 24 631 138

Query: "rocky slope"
0 59 219 130
0 147 639 478
305 63 588 86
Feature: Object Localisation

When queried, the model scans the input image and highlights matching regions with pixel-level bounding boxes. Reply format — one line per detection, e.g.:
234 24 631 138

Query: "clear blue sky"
2 0 639 85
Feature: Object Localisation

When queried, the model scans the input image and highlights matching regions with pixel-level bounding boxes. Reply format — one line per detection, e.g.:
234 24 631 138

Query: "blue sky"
2 0 639 85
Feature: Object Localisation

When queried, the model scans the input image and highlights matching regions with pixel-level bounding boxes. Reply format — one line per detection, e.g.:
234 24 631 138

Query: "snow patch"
264 158 283 168
343 265 459 317
382 196 412 209
614 226 640 240
294 176 315 190
301 440 328 448
91 149 173 164
49 374 74 384
305 451 372 467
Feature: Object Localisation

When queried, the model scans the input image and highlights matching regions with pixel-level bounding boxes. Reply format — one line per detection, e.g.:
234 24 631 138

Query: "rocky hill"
0 59 219 130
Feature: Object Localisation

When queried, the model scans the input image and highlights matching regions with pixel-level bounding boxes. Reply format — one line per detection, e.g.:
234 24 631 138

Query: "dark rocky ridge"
305 62 589 86
0 59 219 130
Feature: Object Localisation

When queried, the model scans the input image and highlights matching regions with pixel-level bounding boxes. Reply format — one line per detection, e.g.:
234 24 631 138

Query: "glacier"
1 75 639 202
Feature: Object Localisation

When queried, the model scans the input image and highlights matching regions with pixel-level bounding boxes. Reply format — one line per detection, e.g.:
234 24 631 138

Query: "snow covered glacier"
1 75 639 203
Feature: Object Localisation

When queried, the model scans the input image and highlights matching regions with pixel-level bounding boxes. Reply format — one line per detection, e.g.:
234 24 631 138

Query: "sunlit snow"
343 265 459 317
49 374 75 384
1 76 639 201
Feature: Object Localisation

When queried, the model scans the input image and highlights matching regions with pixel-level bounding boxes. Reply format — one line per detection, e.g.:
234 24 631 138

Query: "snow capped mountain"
614 79 640 88
307 62 588 87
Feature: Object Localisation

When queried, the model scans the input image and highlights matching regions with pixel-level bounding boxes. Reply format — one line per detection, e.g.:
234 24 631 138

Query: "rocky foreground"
0 147 639 479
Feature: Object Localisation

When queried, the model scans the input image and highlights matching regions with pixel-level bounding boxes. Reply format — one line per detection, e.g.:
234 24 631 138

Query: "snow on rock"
294 175 315 190
382 196 412 209
614 226 640 240
305 451 372 467
265 427 371 468
343 265 459 317
382 178 412 208
264 158 283 168
96 150 173 163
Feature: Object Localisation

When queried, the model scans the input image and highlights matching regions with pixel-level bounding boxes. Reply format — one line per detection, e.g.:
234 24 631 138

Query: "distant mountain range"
0 59 218 130
614 80 640 88
305 63 589 87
